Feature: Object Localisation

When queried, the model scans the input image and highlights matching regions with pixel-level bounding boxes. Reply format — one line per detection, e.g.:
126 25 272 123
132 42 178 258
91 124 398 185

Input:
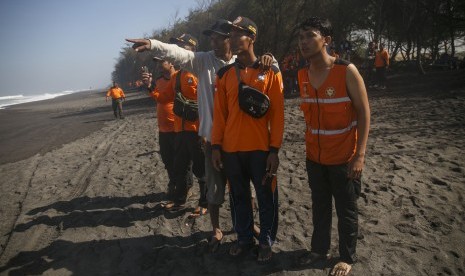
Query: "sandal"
162 201 185 212
297 251 330 266
208 233 223 253
229 241 254 257
257 244 272 264
188 206 208 219
330 262 352 276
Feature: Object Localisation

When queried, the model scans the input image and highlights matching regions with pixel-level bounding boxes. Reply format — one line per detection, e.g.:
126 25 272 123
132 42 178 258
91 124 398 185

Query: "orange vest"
170 70 199 133
150 75 175 132
212 61 284 153
297 60 358 165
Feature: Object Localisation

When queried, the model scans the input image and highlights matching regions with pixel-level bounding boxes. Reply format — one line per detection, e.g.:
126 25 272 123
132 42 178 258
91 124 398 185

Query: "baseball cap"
202 19 232 37
230 16 257 37
169 33 198 48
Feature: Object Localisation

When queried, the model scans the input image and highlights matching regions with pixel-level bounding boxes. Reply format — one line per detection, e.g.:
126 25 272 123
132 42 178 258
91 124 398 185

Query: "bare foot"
330 262 352 276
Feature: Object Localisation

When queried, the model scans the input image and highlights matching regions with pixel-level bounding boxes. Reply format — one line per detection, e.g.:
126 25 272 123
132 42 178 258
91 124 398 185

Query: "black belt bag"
234 64 270 118
173 69 199 122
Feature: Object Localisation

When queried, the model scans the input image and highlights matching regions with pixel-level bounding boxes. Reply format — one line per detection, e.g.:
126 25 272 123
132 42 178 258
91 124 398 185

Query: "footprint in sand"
431 177 448 187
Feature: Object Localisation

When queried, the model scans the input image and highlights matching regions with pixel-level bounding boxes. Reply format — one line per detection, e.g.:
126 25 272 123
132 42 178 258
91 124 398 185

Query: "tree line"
112 0 465 86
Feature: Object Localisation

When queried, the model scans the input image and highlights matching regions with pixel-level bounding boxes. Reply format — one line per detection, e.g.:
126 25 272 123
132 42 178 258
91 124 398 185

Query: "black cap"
230 16 257 37
202 19 232 37
169 33 198 48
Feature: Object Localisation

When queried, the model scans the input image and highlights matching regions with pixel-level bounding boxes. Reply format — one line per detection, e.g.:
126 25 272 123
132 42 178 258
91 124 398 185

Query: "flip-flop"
229 241 255 257
162 202 185 212
297 251 330 266
330 261 352 276
257 244 272 264
187 207 208 219
208 234 223 253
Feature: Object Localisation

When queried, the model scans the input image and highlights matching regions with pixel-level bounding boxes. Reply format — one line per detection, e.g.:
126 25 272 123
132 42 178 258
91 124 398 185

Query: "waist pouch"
173 69 199 121
234 64 270 118
238 83 270 118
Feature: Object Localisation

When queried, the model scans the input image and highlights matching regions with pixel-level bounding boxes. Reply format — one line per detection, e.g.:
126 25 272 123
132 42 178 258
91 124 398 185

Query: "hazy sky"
0 0 196 96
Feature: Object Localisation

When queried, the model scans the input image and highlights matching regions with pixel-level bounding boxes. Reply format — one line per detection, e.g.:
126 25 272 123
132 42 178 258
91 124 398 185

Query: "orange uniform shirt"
170 70 199 133
106 87 125 99
375 49 389 68
150 74 175 132
298 59 358 165
212 61 284 153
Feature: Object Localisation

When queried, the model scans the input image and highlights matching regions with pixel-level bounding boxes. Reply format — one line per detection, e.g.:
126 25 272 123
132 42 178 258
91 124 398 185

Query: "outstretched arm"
125 38 151 52
125 38 196 72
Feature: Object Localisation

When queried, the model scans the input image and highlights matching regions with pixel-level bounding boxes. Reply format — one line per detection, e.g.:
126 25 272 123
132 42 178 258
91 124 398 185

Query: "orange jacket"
106 87 125 99
150 74 175 132
375 49 389 67
298 59 358 165
212 61 284 153
170 70 199 133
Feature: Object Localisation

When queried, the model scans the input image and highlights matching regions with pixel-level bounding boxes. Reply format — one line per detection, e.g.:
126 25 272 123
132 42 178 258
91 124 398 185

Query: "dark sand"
0 89 153 164
0 70 464 275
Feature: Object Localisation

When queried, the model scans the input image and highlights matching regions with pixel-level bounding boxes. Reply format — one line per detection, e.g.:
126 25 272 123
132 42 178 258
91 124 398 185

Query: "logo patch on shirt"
187 77 193 84
325 87 336 98
257 73 265 82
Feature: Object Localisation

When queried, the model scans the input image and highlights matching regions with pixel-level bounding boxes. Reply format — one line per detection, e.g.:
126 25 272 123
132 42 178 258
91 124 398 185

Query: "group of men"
124 16 370 276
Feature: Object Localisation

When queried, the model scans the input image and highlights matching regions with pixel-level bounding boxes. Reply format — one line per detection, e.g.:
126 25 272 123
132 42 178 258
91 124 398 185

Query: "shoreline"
0 88 153 165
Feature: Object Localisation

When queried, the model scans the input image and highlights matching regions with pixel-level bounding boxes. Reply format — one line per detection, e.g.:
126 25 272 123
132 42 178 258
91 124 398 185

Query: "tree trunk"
416 36 425 75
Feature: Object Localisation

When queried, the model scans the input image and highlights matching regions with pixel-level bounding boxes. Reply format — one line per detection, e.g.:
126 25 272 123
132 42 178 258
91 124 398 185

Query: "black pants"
171 131 207 207
111 98 123 118
375 67 386 87
159 132 176 195
306 160 360 264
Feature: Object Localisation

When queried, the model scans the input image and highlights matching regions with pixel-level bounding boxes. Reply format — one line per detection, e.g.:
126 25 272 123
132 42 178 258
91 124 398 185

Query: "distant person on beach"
127 20 274 253
374 43 389 89
296 17 370 276
142 57 178 201
211 16 284 263
106 82 125 119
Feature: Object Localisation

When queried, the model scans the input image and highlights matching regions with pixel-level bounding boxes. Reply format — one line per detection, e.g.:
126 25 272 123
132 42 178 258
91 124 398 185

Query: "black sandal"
297 251 330 266
229 241 254 257
257 244 272 264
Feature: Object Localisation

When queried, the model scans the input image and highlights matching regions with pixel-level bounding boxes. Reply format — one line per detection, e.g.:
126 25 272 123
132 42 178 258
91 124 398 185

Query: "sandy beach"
0 70 464 275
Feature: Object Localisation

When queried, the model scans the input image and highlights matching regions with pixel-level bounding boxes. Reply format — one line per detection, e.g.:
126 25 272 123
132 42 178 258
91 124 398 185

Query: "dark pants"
223 151 279 246
306 160 360 264
159 132 176 195
171 131 207 207
111 98 123 118
375 67 386 87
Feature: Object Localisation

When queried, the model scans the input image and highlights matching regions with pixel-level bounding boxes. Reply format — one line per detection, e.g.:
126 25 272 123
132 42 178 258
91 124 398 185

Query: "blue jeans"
223 151 278 246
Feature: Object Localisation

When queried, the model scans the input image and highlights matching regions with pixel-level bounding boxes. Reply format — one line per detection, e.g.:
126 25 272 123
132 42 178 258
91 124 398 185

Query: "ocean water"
0 90 84 109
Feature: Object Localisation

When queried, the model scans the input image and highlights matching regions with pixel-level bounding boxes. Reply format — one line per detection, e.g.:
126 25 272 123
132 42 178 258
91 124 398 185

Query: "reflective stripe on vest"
309 120 358 135
301 96 351 104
